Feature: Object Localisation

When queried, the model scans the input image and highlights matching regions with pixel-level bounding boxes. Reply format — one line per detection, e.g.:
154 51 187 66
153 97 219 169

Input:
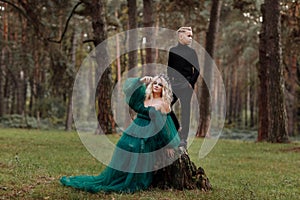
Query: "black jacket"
167 43 200 87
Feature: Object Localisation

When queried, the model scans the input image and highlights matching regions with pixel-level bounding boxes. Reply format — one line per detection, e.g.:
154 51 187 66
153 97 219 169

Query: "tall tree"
83 0 116 134
143 0 154 65
197 0 222 137
127 0 138 75
258 0 289 142
281 0 300 136
257 3 269 141
0 2 9 117
65 29 79 131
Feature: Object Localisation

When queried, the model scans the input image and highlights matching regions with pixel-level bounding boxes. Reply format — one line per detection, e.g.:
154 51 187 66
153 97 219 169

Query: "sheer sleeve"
123 77 149 115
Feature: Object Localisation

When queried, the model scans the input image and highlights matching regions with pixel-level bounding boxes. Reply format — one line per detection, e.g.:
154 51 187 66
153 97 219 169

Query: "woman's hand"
166 148 175 158
140 76 152 84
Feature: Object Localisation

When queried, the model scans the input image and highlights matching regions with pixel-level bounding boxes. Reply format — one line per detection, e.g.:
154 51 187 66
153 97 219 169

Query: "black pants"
171 85 193 147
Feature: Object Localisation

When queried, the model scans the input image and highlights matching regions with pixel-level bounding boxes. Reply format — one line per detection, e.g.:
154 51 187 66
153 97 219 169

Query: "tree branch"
83 39 95 43
0 0 25 18
47 1 84 43
0 0 38 31
17 0 46 39
0 0 84 43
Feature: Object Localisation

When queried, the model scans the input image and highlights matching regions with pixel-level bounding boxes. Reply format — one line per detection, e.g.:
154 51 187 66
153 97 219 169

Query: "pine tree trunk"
234 63 242 126
0 51 4 117
0 3 8 117
125 0 138 126
228 61 237 126
143 0 155 75
85 0 116 134
16 18 27 116
33 45 40 124
20 17 28 117
286 54 297 136
16 70 25 115
197 0 222 137
140 38 145 66
225 65 232 124
115 10 122 84
257 4 269 141
265 0 289 143
244 66 249 127
259 0 289 143
249 66 255 127
65 30 78 131
3 75 9 115
127 0 138 75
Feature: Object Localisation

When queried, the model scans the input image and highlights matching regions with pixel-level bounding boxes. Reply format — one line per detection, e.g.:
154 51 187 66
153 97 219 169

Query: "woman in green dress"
60 74 180 193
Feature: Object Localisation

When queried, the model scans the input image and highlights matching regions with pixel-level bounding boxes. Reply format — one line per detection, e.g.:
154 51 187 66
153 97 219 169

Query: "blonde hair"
145 74 173 105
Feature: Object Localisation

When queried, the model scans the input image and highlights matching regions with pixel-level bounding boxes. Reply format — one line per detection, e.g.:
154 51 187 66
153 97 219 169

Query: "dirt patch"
281 147 300 153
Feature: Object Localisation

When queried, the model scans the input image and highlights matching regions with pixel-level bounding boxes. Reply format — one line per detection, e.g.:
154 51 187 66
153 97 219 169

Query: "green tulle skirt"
60 167 152 193
60 112 180 193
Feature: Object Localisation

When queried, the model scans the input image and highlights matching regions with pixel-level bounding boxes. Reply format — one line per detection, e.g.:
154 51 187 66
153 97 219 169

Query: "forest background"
0 0 299 143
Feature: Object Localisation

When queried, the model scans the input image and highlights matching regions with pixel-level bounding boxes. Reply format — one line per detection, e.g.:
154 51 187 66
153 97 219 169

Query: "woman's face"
152 78 163 95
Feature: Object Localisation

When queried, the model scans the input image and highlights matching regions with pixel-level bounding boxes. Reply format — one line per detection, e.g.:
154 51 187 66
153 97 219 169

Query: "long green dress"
60 78 180 193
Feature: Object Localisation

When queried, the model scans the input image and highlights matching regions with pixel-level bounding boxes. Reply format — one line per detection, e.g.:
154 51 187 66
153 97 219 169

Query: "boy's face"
179 30 193 45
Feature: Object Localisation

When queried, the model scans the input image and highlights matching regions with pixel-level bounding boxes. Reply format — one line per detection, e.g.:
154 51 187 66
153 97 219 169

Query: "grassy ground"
0 128 299 200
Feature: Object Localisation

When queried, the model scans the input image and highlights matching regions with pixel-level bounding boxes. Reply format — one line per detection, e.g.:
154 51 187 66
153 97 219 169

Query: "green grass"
0 128 299 200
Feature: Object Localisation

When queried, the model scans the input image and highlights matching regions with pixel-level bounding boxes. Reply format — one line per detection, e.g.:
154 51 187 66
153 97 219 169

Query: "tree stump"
151 149 212 191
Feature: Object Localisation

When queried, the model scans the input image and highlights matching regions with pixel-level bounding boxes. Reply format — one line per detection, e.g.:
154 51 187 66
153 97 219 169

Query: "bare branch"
0 0 84 43
17 0 46 39
83 39 95 43
0 0 40 34
0 0 26 19
47 1 84 43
